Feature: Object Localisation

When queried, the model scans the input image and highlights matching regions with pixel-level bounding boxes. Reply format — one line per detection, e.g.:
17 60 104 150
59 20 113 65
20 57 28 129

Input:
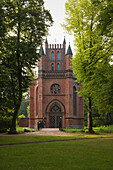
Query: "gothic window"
50 103 61 112
52 52 54 60
57 52 59 60
36 88 38 115
57 63 60 71
51 63 54 71
51 84 60 94
73 86 76 116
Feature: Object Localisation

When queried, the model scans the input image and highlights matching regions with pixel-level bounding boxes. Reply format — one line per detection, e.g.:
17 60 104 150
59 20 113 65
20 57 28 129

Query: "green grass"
62 125 113 134
0 134 113 146
0 139 113 170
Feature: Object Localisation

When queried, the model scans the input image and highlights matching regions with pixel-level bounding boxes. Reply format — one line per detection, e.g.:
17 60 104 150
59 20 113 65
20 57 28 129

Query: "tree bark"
88 97 93 133
10 102 21 133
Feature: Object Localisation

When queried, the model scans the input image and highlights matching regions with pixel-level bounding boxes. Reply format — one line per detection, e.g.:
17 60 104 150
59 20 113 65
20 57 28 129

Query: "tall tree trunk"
88 97 93 133
10 102 21 133
106 114 109 126
10 9 22 133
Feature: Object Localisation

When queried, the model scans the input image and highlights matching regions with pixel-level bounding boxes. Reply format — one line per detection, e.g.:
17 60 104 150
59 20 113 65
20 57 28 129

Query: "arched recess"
51 51 54 60
51 63 54 71
49 103 62 128
73 86 77 116
57 63 60 70
45 99 66 114
36 87 38 115
57 51 59 60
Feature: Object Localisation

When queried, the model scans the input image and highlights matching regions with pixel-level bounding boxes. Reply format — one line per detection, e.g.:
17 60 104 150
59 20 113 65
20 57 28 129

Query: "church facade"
20 38 84 129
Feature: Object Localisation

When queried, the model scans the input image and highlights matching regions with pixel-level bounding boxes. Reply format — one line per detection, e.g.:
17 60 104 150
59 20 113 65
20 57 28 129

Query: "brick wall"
20 39 84 129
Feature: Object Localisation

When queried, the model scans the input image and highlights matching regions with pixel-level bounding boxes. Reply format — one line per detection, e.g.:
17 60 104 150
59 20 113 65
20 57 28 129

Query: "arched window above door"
50 103 61 112
73 86 76 116
36 88 38 115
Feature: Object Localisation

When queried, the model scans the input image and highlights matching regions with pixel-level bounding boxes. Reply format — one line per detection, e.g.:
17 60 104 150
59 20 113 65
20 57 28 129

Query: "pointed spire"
39 46 45 55
67 43 73 55
63 36 66 44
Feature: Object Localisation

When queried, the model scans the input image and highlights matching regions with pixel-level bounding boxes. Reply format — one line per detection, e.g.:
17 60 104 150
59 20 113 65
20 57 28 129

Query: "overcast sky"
44 0 74 54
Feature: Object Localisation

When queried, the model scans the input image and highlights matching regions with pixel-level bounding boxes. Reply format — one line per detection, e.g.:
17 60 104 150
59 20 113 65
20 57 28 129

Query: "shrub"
0 128 7 133
0 116 12 133
24 128 32 132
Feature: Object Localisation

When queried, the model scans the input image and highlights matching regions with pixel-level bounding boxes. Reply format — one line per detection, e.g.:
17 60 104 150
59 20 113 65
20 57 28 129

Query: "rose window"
51 84 60 94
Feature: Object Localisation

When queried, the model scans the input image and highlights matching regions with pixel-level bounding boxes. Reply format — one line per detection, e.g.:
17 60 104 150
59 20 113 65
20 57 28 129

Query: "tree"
63 0 113 132
0 0 53 132
93 63 113 125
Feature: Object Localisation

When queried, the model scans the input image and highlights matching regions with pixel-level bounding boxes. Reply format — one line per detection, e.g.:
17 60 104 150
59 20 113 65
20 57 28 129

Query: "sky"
44 0 74 54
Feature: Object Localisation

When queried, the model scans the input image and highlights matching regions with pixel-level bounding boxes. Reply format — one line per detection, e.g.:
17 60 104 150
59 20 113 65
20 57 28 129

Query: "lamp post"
42 113 45 128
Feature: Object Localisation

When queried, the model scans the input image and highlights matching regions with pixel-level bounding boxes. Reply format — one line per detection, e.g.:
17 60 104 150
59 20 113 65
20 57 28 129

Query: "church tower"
27 38 84 129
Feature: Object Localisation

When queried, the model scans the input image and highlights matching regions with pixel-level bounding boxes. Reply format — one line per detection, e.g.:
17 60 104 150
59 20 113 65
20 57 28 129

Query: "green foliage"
63 0 113 131
16 114 25 126
62 129 85 133
62 125 113 134
0 115 12 133
24 128 33 132
93 65 113 116
27 105 30 118
93 125 113 134
0 0 53 132
18 91 29 118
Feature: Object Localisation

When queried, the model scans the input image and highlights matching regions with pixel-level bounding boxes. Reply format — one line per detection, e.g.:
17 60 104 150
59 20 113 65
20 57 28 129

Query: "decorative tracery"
51 84 60 94
50 104 61 112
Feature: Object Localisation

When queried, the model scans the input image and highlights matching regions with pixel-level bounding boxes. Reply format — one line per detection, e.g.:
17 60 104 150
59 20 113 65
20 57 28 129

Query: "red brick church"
20 38 84 129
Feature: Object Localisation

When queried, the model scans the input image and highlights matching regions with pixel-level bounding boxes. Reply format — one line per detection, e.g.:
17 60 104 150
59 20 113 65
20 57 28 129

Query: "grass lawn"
0 138 113 170
0 134 113 145
62 125 113 134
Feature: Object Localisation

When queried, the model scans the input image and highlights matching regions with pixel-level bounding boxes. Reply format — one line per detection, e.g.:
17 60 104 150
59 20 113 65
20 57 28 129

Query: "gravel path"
0 128 113 137
0 130 83 137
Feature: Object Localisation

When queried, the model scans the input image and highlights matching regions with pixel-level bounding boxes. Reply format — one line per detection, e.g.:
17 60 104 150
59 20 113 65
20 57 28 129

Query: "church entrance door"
49 103 62 128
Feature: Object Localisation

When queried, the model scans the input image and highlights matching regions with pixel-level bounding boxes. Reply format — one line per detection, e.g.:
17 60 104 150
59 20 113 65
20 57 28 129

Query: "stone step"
39 128 59 132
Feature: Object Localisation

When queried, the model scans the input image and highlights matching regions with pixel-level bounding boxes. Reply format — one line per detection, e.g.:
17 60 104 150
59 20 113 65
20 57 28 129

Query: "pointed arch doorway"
49 103 62 128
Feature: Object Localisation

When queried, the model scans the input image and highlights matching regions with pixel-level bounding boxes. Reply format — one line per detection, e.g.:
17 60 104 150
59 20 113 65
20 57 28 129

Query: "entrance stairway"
39 128 59 132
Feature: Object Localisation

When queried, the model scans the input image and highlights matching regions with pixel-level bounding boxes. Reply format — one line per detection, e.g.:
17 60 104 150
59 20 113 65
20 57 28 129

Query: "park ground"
0 128 113 170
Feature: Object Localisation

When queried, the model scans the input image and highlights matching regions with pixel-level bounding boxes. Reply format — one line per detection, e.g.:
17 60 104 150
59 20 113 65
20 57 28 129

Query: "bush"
8 130 18 134
0 128 7 133
93 125 113 134
0 116 12 133
62 128 85 133
24 128 32 132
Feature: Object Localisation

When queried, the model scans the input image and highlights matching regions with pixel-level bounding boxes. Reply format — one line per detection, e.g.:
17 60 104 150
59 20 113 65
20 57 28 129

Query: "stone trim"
65 117 84 119
45 94 66 96
38 69 73 73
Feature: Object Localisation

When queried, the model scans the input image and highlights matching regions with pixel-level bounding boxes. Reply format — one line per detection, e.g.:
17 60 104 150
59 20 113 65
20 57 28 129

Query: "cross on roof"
53 38 57 43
